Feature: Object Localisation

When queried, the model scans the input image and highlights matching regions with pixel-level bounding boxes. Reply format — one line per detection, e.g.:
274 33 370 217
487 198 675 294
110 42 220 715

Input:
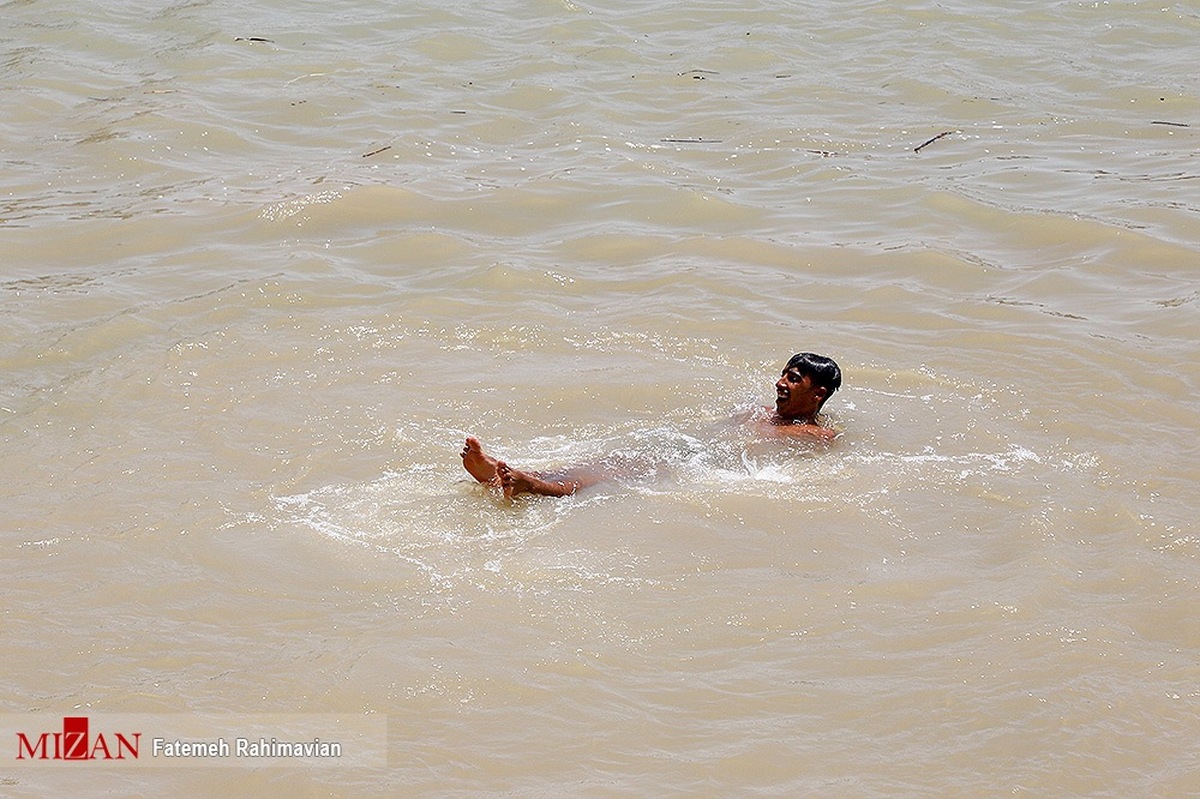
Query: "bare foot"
496 461 528 500
461 437 499 484
497 460 578 499
463 439 601 500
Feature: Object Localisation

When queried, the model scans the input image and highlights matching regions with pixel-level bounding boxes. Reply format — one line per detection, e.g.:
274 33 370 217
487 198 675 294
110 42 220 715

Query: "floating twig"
661 137 722 143
914 130 955 153
234 36 274 43
362 145 392 158
1151 120 1190 127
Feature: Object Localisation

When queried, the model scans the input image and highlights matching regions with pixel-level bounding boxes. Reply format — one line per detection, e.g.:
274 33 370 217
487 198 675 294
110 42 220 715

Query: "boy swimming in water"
461 352 842 499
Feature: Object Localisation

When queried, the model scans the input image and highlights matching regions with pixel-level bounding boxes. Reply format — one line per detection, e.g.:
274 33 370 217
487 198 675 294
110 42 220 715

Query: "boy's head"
776 353 842 418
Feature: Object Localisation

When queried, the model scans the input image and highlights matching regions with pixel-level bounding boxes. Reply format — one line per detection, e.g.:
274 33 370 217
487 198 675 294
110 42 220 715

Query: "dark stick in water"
914 130 955 153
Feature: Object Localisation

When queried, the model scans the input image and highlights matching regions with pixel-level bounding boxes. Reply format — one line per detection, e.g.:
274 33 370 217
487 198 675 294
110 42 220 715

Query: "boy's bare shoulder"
748 406 839 441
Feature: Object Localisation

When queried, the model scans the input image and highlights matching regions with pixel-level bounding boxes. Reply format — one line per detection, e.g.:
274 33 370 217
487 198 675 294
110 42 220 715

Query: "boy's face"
774 367 828 420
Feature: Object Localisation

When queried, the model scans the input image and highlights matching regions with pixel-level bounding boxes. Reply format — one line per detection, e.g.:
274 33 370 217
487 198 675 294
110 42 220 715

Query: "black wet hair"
785 352 842 404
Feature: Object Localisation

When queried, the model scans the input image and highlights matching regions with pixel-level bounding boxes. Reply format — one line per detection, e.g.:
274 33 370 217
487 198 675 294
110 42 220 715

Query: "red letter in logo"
62 717 89 761
114 733 141 760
